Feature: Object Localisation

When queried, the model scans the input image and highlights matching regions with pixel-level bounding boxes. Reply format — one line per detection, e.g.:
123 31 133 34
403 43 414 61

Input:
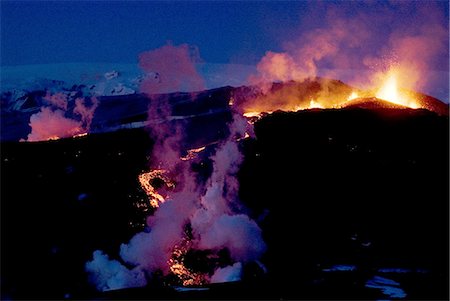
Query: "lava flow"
138 167 206 284
180 146 207 161
85 16 447 290
138 169 175 208
168 238 207 286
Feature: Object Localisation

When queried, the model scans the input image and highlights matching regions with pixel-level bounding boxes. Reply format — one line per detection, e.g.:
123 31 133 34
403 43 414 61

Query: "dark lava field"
2 103 448 300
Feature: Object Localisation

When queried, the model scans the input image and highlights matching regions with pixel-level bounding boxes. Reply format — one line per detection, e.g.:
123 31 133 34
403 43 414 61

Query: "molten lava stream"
138 169 174 208
168 239 207 286
180 146 206 161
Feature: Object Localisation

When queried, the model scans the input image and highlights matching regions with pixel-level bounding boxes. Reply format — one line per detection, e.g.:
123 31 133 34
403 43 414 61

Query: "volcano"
2 0 449 298
1 79 448 300
1 78 448 143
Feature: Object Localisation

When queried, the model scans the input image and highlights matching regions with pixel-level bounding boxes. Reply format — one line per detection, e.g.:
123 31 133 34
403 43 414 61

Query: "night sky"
2 1 449 67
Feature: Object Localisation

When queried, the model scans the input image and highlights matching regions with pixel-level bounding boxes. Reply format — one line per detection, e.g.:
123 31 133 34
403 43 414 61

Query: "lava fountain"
375 69 419 109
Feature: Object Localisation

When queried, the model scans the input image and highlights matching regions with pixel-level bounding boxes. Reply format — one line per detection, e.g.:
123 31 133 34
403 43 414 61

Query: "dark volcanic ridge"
1 78 448 299
1 78 448 142
1 105 448 300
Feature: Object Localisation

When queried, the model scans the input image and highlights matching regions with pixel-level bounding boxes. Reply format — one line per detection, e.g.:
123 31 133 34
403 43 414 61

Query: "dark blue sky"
1 1 449 66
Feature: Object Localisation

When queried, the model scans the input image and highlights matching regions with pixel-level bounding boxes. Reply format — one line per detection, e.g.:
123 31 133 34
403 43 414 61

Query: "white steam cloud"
85 44 266 291
26 92 99 142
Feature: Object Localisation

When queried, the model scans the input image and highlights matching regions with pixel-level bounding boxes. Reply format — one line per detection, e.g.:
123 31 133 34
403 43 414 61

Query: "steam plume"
210 262 243 284
85 251 146 292
139 43 206 94
244 1 448 113
26 92 99 142
86 44 266 291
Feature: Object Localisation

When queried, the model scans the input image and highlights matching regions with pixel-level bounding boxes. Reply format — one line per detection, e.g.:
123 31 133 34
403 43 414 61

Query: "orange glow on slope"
308 99 324 109
243 111 270 118
47 136 60 141
45 132 87 141
73 132 88 138
242 98 326 119
347 91 359 101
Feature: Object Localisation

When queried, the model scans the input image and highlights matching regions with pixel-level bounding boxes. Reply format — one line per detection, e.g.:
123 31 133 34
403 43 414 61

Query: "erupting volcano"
1 1 448 300
237 65 447 120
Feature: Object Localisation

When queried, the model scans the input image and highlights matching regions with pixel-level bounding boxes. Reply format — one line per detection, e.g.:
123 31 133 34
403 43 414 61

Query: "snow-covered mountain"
1 62 256 102
2 62 447 107
1 62 447 142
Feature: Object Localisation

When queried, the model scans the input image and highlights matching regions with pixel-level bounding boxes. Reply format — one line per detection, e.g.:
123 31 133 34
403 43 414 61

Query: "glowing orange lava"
308 99 324 109
347 91 359 101
375 70 419 109
242 98 326 120
243 111 269 118
168 239 207 286
138 169 175 208
241 68 423 118
47 136 60 141
73 132 88 138
180 146 206 161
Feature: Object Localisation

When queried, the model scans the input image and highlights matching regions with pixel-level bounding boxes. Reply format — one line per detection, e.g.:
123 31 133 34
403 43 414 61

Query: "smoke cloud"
138 43 207 169
26 92 99 142
85 3 448 290
196 214 266 262
27 107 83 142
210 262 243 284
74 97 99 130
191 114 265 262
43 92 68 110
85 251 146 292
139 43 206 95
86 44 266 291
364 6 449 95
243 1 449 113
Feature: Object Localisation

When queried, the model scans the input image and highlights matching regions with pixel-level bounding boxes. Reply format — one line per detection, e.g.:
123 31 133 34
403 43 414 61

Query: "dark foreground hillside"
239 107 449 300
1 107 448 300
